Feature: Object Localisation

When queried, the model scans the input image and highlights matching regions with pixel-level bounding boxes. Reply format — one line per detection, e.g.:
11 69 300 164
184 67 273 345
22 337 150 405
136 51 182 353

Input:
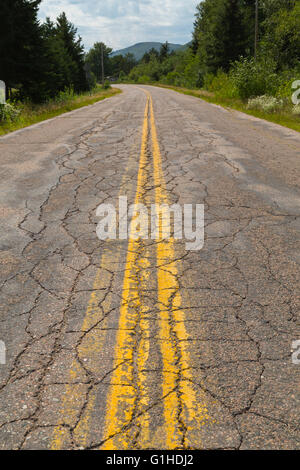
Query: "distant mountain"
110 42 189 61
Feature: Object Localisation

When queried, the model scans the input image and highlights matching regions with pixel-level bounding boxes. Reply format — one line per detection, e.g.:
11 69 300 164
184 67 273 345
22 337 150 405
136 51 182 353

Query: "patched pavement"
0 85 299 450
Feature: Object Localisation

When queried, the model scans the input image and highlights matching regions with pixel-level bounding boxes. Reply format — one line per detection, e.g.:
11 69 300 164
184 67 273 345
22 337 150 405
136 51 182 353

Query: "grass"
155 84 300 133
0 86 121 136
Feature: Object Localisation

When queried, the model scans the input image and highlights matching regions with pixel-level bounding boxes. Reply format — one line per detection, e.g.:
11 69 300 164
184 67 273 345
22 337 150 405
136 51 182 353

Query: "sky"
38 0 199 51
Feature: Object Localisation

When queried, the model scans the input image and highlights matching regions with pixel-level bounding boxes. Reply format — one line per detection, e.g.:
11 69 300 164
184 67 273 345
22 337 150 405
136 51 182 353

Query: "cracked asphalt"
0 84 300 450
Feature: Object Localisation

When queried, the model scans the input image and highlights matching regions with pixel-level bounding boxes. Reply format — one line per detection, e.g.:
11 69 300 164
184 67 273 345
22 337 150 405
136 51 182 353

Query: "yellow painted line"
51 116 143 450
52 88 210 450
51 252 116 450
149 93 210 448
100 98 151 449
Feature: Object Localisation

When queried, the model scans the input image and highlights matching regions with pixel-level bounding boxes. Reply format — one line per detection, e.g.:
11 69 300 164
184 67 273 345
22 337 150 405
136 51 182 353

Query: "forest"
124 0 300 112
0 0 299 128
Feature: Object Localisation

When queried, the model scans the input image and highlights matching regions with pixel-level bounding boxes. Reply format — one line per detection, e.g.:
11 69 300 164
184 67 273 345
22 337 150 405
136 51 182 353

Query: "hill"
110 42 188 61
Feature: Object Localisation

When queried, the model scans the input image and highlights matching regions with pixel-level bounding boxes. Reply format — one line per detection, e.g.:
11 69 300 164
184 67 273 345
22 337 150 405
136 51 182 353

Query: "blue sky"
38 0 199 51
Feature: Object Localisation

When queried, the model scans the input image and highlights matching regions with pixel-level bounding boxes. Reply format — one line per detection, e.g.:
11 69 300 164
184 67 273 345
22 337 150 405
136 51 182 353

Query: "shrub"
247 95 284 113
275 69 300 99
230 57 279 99
103 80 111 89
0 103 20 122
183 58 201 89
137 75 151 84
203 73 215 91
119 71 126 81
163 71 182 86
54 88 75 104
204 70 238 99
292 105 300 115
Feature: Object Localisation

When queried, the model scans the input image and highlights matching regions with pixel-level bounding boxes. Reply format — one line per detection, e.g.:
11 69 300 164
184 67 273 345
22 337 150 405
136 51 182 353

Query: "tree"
40 18 75 97
260 0 300 69
85 42 113 81
148 48 159 60
0 4 89 101
141 52 151 64
159 42 170 62
0 0 45 101
193 0 253 73
55 12 88 92
122 53 137 74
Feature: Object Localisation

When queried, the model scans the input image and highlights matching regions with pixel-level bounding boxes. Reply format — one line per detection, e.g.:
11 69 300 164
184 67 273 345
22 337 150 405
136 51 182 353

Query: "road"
0 84 299 450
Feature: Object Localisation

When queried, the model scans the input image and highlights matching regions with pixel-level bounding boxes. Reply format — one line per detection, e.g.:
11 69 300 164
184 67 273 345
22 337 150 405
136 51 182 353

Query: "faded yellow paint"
149 94 210 448
52 89 209 451
51 250 124 450
51 110 143 451
101 98 151 449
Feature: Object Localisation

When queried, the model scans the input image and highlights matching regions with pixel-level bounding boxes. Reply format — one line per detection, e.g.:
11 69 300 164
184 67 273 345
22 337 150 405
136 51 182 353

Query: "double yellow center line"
52 90 209 450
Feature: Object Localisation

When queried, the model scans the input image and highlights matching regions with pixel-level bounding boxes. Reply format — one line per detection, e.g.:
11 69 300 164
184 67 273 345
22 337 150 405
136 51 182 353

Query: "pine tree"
85 42 113 81
194 0 250 73
159 42 170 62
55 12 88 92
40 18 74 97
0 0 44 101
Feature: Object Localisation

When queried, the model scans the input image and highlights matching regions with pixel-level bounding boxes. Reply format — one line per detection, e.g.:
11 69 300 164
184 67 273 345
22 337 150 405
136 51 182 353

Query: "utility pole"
254 0 259 59
101 43 105 86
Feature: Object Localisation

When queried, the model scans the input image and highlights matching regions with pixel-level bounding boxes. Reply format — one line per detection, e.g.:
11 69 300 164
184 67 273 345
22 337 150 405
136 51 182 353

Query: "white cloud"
38 0 199 50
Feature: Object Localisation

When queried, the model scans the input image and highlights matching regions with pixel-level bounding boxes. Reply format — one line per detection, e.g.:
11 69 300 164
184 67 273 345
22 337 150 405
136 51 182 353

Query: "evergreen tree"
40 18 74 97
109 53 136 78
148 48 159 60
0 0 44 100
141 52 151 64
195 0 249 73
85 42 113 81
55 12 88 92
159 42 170 62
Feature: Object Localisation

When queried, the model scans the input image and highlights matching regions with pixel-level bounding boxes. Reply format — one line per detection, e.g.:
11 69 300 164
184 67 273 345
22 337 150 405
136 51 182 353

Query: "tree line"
0 1 89 102
0 0 136 103
123 0 300 99
1 1 299 103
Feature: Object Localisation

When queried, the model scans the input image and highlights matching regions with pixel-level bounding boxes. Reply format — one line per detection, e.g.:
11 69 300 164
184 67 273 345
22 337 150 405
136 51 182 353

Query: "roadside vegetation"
0 86 120 136
1 1 299 134
0 1 124 134
116 0 300 131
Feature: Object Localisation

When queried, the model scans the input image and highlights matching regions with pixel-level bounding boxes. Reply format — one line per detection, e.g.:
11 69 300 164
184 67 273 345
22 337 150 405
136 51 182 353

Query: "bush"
247 95 284 113
103 80 111 89
275 69 300 99
137 75 151 84
230 57 279 99
182 58 201 89
163 71 182 86
54 88 75 104
203 73 215 90
0 102 20 122
203 70 238 99
292 105 300 116
119 71 126 82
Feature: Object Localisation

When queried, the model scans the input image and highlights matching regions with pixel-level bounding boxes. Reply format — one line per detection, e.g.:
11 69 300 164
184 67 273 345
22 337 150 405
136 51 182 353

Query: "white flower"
247 95 284 113
0 103 20 122
292 104 300 115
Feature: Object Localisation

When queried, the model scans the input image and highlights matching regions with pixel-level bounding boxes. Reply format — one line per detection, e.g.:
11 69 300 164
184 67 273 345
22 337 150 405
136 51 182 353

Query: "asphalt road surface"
0 85 300 450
